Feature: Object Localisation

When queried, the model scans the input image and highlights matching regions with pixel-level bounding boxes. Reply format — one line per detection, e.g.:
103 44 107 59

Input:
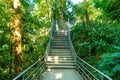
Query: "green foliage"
20 0 51 70
51 0 73 21
98 52 120 79
0 0 51 79
0 0 13 79
72 1 120 79
0 0 120 79
72 21 120 56
73 2 85 20
93 0 120 21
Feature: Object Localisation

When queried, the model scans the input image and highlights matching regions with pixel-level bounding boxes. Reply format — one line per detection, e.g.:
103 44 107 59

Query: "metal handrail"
13 55 45 80
66 20 112 80
13 19 56 80
76 56 112 80
67 21 77 64
45 19 56 61
50 19 56 39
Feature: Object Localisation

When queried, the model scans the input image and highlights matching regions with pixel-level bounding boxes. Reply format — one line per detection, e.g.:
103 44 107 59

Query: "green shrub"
98 52 120 79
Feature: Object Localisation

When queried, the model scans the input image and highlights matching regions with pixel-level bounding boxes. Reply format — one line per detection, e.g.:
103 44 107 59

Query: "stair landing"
42 69 83 80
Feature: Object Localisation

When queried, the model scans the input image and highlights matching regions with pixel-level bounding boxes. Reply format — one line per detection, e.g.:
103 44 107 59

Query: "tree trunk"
9 39 12 79
84 0 89 26
13 0 22 73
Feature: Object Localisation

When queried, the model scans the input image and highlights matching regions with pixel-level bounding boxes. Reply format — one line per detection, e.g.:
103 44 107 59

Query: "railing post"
101 75 104 80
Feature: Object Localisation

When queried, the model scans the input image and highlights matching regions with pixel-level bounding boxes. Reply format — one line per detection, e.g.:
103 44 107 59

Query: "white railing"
66 20 112 80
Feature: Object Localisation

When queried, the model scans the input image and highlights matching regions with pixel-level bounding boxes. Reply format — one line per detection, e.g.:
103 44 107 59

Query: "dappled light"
47 56 60 64
1 0 119 80
47 56 52 61
54 56 59 63
14 0 20 8
55 73 63 79
48 68 51 71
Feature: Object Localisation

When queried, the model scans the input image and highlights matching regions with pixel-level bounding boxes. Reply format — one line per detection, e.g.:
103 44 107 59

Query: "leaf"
113 64 120 72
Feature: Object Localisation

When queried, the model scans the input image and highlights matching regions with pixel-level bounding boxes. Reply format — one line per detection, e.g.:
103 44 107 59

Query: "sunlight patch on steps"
55 73 63 79
47 56 59 63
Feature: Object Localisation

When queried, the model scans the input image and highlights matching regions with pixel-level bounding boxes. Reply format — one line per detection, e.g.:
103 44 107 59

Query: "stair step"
51 44 69 46
50 51 71 53
46 63 75 66
52 35 68 36
52 37 68 39
52 38 69 41
51 43 69 45
50 49 71 51
52 34 68 36
49 54 72 56
52 31 67 33
51 41 69 42
47 60 74 63
52 38 68 40
52 35 68 37
50 49 71 53
53 31 67 34
51 46 70 49
51 41 69 43
51 42 69 43
46 57 74 61
46 66 75 69
52 37 68 38
47 56 73 58
49 52 72 54
47 56 73 60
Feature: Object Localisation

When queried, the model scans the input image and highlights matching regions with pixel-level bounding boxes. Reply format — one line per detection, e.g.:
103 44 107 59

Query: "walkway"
42 69 83 80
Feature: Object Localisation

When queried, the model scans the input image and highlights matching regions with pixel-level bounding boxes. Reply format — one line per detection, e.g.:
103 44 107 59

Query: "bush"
98 52 120 80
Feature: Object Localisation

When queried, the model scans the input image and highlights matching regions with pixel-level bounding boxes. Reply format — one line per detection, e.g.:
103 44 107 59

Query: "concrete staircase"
42 31 83 80
46 31 75 69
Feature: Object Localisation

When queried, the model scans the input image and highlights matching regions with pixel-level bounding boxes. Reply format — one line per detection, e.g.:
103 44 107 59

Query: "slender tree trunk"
9 39 12 79
84 0 89 26
13 0 22 73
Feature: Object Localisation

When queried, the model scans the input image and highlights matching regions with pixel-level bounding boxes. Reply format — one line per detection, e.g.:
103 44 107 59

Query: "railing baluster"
101 75 104 80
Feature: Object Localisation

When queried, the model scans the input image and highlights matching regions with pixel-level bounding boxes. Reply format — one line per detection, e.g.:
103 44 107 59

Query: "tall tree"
51 0 71 20
84 0 89 26
13 0 22 73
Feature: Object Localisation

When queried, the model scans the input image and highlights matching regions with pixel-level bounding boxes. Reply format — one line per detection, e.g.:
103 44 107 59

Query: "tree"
0 0 51 79
13 0 22 73
84 0 89 26
51 0 72 21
